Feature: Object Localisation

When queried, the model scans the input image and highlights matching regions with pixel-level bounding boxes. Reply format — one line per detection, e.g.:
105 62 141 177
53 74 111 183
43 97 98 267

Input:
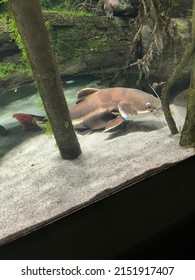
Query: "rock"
0 12 192 95
0 31 20 61
101 0 138 19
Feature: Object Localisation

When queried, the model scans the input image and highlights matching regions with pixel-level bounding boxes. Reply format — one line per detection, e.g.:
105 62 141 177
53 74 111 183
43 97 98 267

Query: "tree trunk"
8 0 82 159
180 0 195 147
180 52 195 146
160 0 195 135
161 41 194 135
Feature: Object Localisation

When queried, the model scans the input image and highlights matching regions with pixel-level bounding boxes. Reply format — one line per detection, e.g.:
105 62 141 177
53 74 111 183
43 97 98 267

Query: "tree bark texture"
180 0 195 147
161 41 194 135
8 0 82 159
160 0 195 135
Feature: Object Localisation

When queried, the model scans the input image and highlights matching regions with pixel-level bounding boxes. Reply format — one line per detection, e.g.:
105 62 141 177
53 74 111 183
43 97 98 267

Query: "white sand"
0 104 194 245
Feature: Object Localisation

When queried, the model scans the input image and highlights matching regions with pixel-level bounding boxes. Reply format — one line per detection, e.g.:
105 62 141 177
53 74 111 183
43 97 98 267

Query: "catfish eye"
146 102 151 108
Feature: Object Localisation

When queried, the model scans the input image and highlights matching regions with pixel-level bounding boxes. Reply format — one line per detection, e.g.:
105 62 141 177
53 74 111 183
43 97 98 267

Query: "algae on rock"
0 11 192 94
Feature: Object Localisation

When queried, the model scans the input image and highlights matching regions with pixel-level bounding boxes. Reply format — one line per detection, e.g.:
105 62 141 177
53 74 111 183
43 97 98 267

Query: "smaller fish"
12 113 47 132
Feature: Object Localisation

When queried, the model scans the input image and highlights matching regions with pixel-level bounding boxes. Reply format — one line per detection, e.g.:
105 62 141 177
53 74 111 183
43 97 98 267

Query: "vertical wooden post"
9 0 82 159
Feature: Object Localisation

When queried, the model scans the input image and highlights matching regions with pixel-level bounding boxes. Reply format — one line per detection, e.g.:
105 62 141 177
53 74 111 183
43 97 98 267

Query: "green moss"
41 0 94 16
0 8 96 78
174 18 191 34
0 12 27 59
44 9 93 17
37 99 53 135
0 12 32 78
75 39 107 59
8 16 30 64
0 61 28 79
42 120 53 136
41 0 64 9
101 67 121 75
50 25 108 61
0 12 10 32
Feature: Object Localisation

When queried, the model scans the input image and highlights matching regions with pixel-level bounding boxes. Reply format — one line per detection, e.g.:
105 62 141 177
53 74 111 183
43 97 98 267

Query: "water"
0 75 100 131
0 75 100 157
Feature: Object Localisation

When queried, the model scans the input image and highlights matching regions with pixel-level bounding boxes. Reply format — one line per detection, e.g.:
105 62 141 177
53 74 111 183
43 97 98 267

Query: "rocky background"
0 0 192 96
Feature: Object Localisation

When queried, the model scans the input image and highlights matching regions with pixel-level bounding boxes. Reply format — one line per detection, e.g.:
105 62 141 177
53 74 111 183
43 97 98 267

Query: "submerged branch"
161 41 195 135
180 0 195 146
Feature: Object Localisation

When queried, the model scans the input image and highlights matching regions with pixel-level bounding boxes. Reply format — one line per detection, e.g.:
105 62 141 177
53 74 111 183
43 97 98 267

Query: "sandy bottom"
0 104 194 245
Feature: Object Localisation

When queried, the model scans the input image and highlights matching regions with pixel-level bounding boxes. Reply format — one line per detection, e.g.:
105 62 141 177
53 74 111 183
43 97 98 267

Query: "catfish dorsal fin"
76 87 99 100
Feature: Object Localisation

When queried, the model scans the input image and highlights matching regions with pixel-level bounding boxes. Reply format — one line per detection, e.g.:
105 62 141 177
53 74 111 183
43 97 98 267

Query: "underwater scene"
0 0 195 248
0 75 100 156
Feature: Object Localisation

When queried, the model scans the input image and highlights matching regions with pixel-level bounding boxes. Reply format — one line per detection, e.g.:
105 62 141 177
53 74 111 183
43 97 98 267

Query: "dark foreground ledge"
0 155 195 260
